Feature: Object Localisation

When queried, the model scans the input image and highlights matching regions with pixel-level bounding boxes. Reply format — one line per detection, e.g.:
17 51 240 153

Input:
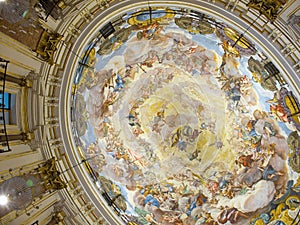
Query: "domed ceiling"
70 6 300 225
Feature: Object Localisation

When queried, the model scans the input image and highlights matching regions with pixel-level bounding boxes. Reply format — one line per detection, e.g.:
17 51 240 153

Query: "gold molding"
0 54 36 72
0 159 43 177
0 150 38 162
0 32 40 61
20 87 29 133
20 198 58 225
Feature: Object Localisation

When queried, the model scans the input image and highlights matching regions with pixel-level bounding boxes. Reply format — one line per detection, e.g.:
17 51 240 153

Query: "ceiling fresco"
71 7 300 225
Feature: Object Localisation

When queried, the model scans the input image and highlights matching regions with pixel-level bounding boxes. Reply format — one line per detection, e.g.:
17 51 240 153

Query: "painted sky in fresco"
72 7 300 225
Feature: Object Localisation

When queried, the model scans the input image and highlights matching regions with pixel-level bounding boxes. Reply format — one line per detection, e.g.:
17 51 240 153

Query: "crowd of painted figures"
73 10 300 225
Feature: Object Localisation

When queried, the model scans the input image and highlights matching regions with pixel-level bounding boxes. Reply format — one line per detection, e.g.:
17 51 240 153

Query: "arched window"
0 92 16 125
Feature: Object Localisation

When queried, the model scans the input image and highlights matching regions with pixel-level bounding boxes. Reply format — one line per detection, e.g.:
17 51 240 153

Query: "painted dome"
70 6 300 225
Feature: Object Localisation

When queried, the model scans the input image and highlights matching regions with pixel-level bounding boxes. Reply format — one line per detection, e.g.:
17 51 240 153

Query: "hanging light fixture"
0 194 8 206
